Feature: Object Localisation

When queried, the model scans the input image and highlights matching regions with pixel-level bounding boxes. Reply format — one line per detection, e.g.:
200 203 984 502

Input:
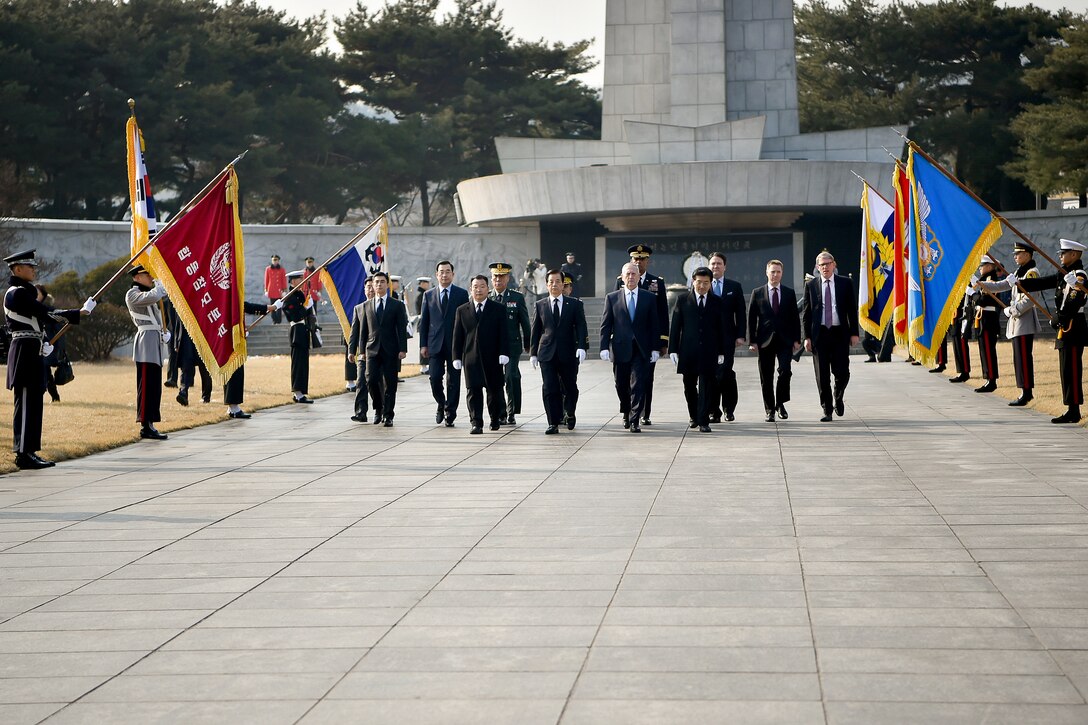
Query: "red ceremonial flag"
891 163 910 347
147 168 246 385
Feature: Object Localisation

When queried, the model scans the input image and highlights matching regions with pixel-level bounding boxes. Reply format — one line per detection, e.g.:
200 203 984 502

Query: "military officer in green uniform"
489 261 531 425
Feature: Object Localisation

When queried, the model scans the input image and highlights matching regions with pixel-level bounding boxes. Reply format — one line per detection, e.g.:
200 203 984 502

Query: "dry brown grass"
0 355 419 475
902 340 1087 427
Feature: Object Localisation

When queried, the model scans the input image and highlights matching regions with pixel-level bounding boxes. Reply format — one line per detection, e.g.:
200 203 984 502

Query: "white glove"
969 275 979 286
530 355 539 369
1003 307 1014 318
1064 272 1079 287
453 360 463 370
1005 273 1018 288
717 355 725 365
669 353 678 366
273 298 285 310
153 278 166 293
498 355 510 366
575 349 586 363
600 349 610 362
965 284 978 296
163 330 172 344
41 342 54 357
650 351 660 364
81 297 96 313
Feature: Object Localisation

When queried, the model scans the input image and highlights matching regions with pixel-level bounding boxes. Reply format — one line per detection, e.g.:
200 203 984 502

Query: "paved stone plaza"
1 357 1086 724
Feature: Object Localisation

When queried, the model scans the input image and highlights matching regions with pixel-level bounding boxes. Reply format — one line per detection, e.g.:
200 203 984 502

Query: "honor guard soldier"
948 288 973 383
970 255 1001 393
276 270 315 403
126 264 170 440
1013 238 1088 423
4 250 93 468
223 299 277 419
976 243 1041 405
616 244 669 424
488 262 530 425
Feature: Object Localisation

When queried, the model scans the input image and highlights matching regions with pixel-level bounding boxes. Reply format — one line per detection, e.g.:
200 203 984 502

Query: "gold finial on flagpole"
128 98 136 117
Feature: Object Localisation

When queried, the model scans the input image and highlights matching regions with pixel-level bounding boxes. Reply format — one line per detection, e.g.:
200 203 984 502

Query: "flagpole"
850 170 894 207
891 130 1054 321
245 204 397 333
48 152 249 345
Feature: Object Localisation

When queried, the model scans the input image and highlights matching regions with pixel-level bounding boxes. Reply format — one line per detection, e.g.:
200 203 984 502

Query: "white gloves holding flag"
1005 273 1019 288
80 297 96 314
1003 307 1014 318
575 349 586 363
163 330 172 344
498 355 510 366
1065 272 1080 287
650 351 660 364
530 356 539 369
273 298 285 310
600 349 610 362
41 342 54 357
153 279 166 294
717 355 725 365
969 275 979 287
453 360 463 370
669 353 678 366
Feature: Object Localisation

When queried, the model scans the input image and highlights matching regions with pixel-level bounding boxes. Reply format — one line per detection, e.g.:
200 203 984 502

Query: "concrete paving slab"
1 357 1086 721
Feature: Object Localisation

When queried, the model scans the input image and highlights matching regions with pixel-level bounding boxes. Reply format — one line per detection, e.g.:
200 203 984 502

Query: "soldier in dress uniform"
971 255 1001 393
1014 238 1088 423
4 250 93 468
615 244 669 425
126 264 170 440
488 262 530 425
222 299 276 419
276 270 315 403
948 289 973 383
975 243 1041 405
560 252 583 298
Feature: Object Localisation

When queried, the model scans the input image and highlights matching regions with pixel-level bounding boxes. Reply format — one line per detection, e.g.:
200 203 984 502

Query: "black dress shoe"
698 425 712 433
201 396 211 404
1008 393 1033 407
765 411 775 423
15 453 54 469
436 409 445 424
566 415 576 431
163 378 178 388
294 396 314 404
1052 409 1081 424
726 412 735 422
689 420 697 428
373 414 383 424
490 421 501 431
350 414 365 422
229 411 252 419
176 388 189 406
974 381 997 393
383 419 393 427
140 425 168 440
864 357 877 363
545 425 559 435
630 424 641 433
641 418 652 426
949 374 969 383
470 425 483 434
506 416 516 425
929 365 946 373
709 414 722 424
776 405 788 420
820 412 833 422
445 418 455 427
623 418 631 429
835 399 845 417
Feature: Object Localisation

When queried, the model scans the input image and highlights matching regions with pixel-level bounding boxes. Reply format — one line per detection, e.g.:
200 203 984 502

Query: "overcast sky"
259 0 1088 89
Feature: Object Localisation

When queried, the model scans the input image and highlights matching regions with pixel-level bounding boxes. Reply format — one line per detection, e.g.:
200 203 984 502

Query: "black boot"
140 423 168 440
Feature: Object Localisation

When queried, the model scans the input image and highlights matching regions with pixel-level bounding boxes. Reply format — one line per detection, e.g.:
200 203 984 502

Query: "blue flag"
321 216 388 341
906 149 1002 367
858 182 895 338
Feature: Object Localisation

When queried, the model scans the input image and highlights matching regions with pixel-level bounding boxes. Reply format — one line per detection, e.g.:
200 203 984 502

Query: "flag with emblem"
858 181 895 338
320 213 388 341
891 164 911 347
906 147 1002 367
126 113 158 269
146 167 247 385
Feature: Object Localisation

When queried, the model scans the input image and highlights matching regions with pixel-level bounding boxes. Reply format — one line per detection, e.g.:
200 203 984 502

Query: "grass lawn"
0 354 419 475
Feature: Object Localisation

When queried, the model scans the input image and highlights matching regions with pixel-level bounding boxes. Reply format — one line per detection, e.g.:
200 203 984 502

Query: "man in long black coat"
453 275 509 434
669 266 727 432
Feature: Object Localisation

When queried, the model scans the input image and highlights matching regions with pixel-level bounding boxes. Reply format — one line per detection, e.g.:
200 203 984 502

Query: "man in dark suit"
748 259 802 422
616 244 670 425
707 251 747 421
419 260 469 426
453 275 510 434
530 268 588 434
350 271 408 426
602 262 662 432
669 266 727 432
802 252 860 422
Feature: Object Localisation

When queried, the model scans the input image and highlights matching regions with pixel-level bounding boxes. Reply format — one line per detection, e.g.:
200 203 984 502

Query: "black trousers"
224 366 244 406
1011 334 1034 390
711 348 738 417
1058 342 1084 407
428 349 461 421
367 353 399 420
290 344 309 394
812 326 850 413
642 360 657 419
952 334 971 376
353 358 369 416
977 326 999 381
878 324 896 361
12 382 44 453
934 335 948 367
682 370 715 425
540 358 578 426
757 339 793 412
861 331 881 359
466 366 506 428
178 337 212 401
613 353 651 425
504 354 523 417
136 362 162 423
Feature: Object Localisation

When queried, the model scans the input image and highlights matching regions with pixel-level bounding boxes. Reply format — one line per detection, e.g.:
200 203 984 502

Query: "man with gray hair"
802 252 859 421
